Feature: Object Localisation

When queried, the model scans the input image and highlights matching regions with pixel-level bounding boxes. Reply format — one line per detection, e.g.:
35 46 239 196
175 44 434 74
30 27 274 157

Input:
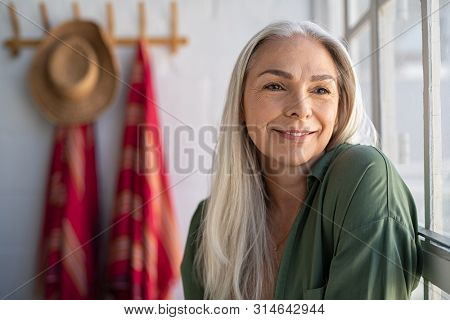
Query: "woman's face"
243 35 339 171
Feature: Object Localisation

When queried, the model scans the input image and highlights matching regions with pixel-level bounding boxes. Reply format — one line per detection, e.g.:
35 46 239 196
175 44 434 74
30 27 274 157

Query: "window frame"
314 0 450 298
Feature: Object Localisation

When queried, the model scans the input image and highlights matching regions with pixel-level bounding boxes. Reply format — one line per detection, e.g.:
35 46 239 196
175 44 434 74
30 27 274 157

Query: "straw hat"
28 20 118 124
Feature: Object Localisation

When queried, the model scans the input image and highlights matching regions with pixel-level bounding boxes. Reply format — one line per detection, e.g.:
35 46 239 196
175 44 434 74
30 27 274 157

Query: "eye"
312 87 331 95
263 83 285 91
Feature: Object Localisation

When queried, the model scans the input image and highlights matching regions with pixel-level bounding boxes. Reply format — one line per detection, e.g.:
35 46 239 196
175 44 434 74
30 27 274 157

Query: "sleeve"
323 218 423 299
323 149 423 299
180 200 207 299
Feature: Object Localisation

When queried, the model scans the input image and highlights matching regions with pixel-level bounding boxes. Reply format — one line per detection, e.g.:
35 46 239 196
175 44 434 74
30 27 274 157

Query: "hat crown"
28 20 118 125
47 36 99 101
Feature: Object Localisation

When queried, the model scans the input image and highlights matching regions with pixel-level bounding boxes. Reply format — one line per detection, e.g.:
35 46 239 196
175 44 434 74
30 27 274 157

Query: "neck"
262 161 308 221
261 151 324 221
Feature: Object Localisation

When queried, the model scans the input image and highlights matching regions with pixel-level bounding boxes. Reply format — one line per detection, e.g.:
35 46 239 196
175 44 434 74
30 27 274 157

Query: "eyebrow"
257 69 336 83
310 74 336 83
257 69 293 79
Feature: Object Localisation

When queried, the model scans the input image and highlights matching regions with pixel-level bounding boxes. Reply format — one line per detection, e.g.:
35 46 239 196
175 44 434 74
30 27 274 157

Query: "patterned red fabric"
39 124 99 299
107 40 181 299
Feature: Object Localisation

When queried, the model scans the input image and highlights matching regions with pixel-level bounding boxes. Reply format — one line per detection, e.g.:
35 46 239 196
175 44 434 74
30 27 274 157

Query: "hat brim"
28 20 119 125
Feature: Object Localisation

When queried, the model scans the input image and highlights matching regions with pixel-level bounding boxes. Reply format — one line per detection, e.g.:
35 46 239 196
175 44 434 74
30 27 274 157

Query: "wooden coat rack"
4 1 188 57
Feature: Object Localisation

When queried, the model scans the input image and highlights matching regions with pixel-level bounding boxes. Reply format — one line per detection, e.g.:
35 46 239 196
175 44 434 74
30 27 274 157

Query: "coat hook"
7 2 20 56
4 0 188 57
72 2 80 20
106 2 115 40
39 2 50 31
138 1 146 39
169 1 178 54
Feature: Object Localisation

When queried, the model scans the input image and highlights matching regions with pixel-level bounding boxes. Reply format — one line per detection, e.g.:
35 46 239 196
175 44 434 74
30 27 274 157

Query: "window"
439 0 450 239
313 0 450 299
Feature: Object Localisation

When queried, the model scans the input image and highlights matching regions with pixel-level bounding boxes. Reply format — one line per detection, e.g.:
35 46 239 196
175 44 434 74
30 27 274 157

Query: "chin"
262 154 313 172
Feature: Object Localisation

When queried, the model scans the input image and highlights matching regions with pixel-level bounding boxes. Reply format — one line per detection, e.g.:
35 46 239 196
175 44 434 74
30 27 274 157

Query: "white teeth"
285 131 308 137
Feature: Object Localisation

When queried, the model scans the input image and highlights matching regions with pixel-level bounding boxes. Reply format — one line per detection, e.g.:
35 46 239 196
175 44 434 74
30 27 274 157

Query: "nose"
283 93 312 120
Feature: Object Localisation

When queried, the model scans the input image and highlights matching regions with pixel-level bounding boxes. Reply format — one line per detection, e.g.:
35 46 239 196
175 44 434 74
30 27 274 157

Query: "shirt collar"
307 143 349 185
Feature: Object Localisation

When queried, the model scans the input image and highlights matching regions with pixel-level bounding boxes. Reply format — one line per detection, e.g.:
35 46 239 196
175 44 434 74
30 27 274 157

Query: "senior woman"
180 21 423 300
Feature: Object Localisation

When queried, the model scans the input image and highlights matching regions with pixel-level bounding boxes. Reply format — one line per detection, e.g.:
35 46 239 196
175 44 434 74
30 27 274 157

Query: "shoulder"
187 198 209 239
331 143 388 177
181 198 208 273
181 198 208 299
194 198 209 222
324 144 416 234
324 144 390 200
325 143 392 189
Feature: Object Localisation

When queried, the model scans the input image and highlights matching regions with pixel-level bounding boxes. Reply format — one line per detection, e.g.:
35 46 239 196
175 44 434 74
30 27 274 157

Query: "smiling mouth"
273 129 317 141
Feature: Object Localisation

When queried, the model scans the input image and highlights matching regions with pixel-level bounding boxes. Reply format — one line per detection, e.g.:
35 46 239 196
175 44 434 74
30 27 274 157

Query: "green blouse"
180 143 423 299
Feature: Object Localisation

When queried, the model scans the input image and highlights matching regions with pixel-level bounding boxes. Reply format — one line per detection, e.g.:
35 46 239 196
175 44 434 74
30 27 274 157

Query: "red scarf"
107 40 181 299
39 124 99 299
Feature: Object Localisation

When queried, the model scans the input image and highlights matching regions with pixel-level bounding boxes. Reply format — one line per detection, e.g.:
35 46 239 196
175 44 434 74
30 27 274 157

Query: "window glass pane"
427 283 450 300
348 0 371 27
440 0 450 238
379 0 425 228
410 277 425 299
410 278 450 300
348 22 372 118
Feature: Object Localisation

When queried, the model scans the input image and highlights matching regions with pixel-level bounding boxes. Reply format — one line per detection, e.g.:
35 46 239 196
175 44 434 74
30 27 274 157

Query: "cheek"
244 94 282 149
244 94 281 122
245 111 271 153
315 100 339 135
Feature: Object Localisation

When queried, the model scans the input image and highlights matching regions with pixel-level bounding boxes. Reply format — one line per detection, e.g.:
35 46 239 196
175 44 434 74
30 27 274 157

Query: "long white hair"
194 20 378 299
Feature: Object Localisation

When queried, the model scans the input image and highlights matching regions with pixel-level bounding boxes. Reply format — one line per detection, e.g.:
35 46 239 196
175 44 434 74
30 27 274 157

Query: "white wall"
0 0 311 299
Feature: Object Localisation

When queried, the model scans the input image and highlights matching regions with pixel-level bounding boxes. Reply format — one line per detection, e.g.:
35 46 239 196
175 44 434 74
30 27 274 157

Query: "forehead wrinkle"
247 37 338 85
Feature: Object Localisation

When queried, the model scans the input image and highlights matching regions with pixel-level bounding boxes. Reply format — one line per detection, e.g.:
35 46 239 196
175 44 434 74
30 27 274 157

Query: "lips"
273 129 317 141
